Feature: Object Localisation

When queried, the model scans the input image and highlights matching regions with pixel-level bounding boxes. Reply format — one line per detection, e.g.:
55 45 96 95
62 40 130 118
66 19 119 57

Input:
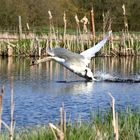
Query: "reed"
0 9 140 57
63 12 67 46
108 93 119 140
1 108 139 140
9 77 15 140
0 31 140 57
0 85 4 131
0 77 15 140
90 8 96 44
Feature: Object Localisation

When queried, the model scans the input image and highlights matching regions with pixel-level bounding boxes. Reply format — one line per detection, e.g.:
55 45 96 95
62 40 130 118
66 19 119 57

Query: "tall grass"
0 109 140 140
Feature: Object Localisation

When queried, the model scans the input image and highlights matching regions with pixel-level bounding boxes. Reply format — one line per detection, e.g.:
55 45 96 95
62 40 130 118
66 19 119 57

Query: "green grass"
0 109 140 140
32 26 76 35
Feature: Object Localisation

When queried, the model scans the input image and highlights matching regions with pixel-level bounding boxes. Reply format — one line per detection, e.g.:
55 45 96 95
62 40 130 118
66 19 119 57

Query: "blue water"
0 57 140 126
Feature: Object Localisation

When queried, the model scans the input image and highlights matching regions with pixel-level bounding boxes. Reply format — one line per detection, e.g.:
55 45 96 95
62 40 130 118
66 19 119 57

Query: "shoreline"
0 32 140 57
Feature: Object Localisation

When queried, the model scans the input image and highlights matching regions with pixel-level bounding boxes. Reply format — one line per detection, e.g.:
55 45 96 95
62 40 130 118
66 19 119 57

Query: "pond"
0 56 140 126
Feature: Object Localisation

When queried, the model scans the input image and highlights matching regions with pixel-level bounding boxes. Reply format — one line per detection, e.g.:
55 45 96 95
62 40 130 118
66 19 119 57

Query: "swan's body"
34 31 112 81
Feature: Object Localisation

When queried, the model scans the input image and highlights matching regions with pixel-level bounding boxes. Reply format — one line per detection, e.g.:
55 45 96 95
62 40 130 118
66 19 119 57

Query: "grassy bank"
0 109 140 140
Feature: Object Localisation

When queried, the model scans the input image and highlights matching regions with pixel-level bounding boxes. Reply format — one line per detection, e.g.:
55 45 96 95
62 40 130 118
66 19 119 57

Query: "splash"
94 72 140 83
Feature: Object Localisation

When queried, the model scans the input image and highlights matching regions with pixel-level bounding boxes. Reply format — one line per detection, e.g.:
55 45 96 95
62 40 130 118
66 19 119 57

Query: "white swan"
33 31 112 81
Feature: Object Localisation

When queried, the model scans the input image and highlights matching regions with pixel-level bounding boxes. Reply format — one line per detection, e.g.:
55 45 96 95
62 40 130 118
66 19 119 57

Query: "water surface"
0 56 140 126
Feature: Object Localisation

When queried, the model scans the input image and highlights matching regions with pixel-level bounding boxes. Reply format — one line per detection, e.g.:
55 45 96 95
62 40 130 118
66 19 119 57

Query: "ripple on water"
0 57 140 126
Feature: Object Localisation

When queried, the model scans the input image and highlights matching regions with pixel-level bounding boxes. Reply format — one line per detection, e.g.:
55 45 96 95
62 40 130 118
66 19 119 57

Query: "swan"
32 31 112 81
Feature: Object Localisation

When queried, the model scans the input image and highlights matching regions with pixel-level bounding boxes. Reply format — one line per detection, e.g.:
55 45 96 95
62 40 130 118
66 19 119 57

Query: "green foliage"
0 0 140 31
0 110 140 140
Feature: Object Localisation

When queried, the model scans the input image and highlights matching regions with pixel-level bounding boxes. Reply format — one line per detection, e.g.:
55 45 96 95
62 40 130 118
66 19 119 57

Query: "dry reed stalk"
121 31 126 55
75 14 81 36
66 38 71 50
60 106 63 132
80 16 89 34
102 11 110 54
130 37 135 55
3 40 11 56
48 10 57 45
45 38 49 54
30 39 34 56
4 41 16 48
122 4 130 56
122 4 128 33
0 87 12 137
18 16 22 40
63 12 67 46
60 103 66 133
75 14 83 52
38 43 41 57
102 12 105 36
0 85 4 131
127 33 131 50
49 37 53 49
7 45 13 57
9 76 15 140
90 8 96 44
108 92 119 140
48 10 53 34
102 11 110 36
26 23 30 31
80 35 84 52
0 80 15 140
69 36 73 51
96 129 103 140
108 18 114 56
1 120 10 132
49 123 64 140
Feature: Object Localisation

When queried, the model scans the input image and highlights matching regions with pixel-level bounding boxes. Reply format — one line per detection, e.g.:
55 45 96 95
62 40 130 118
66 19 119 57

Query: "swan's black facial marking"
84 69 93 81
85 69 88 76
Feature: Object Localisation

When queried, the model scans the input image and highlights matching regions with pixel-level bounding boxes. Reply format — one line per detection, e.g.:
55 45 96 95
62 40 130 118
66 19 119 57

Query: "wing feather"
80 31 112 59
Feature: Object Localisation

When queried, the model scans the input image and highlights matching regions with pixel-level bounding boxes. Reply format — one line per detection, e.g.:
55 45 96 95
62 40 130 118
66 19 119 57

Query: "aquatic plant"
0 31 140 57
0 108 139 140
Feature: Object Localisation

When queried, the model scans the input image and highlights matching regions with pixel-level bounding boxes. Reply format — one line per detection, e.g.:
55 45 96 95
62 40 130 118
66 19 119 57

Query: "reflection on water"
1 56 140 82
0 56 140 126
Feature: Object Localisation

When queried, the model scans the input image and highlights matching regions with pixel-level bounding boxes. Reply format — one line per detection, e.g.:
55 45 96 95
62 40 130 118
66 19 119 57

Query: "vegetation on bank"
0 109 140 140
0 0 140 57
0 31 140 57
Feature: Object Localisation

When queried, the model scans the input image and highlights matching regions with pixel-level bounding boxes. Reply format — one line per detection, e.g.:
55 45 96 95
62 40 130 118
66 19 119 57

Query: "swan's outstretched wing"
47 46 86 66
80 31 112 59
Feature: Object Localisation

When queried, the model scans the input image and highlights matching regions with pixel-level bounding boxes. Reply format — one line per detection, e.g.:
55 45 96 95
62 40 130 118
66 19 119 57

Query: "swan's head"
65 63 95 81
74 67 94 81
84 68 94 81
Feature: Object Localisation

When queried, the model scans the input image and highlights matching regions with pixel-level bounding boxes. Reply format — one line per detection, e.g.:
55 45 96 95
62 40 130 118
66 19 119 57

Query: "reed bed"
0 7 140 57
0 31 140 57
0 108 140 140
